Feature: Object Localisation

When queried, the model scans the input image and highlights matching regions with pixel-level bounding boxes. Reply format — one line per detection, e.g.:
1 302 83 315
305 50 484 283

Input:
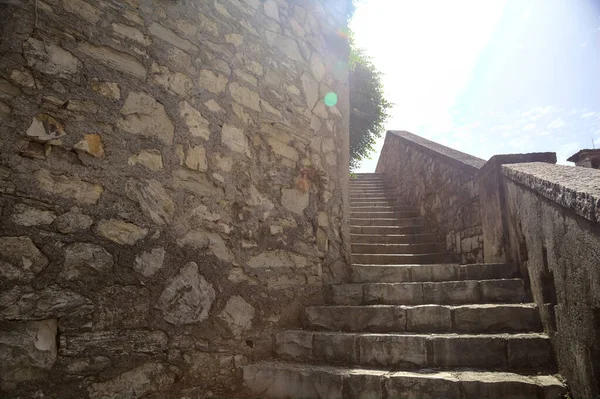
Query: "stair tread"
244 361 565 395
308 303 537 309
280 329 548 339
333 277 525 285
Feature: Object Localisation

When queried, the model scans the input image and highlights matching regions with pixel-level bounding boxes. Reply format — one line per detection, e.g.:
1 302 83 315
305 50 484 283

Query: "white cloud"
523 106 556 120
581 111 597 118
523 123 536 130
547 118 566 129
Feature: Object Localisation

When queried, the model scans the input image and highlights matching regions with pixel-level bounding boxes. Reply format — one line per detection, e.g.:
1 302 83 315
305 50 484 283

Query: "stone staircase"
243 173 566 398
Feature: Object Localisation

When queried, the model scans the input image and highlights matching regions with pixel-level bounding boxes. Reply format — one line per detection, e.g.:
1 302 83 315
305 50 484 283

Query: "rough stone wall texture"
0 0 350 397
376 131 485 264
501 163 600 398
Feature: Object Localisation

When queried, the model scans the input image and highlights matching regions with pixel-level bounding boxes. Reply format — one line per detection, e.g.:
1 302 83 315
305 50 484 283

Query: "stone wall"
0 0 350 397
376 130 485 263
498 163 600 398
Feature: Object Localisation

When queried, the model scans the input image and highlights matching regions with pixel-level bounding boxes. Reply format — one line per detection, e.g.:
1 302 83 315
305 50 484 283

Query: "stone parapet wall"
0 0 350 397
376 131 485 263
499 163 600 398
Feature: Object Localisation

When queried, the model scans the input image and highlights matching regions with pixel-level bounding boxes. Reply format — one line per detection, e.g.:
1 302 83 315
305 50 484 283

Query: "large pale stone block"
221 124 248 154
12 204 56 226
179 101 210 140
281 188 309 215
24 38 80 79
125 179 174 225
218 295 255 338
78 43 146 79
156 262 215 326
118 92 174 145
96 219 148 245
134 247 165 277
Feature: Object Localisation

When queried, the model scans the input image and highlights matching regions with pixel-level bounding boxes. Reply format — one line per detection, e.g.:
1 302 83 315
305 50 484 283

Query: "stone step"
275 331 554 371
350 233 439 244
327 279 528 305
350 217 423 227
348 184 389 189
350 205 416 212
349 188 394 193
304 304 543 333
349 197 401 203
351 242 445 254
350 225 432 235
350 173 385 181
349 202 405 209
348 189 400 199
350 263 519 283
243 361 566 399
350 210 420 219
349 181 387 186
351 253 453 265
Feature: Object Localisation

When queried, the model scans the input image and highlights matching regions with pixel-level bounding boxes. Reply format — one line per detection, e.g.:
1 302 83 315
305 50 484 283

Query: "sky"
349 0 600 172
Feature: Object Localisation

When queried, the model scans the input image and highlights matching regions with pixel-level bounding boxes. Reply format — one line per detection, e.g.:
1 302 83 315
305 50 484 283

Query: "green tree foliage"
348 39 392 170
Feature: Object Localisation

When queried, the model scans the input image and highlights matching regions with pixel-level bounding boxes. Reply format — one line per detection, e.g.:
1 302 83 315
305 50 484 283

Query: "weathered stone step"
349 188 394 194
350 173 385 181
351 252 453 265
275 331 554 371
243 361 565 399
348 184 389 190
352 242 445 254
350 225 431 234
349 188 399 194
350 233 438 244
350 205 416 212
327 279 528 305
350 217 423 227
349 202 405 209
304 304 542 333
350 210 420 219
349 197 401 203
350 263 519 283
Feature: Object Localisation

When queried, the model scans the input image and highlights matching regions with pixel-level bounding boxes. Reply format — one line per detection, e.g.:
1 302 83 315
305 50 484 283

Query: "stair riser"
275 331 554 371
351 225 431 235
352 253 453 265
350 206 416 213
351 243 445 254
243 364 566 399
349 188 396 194
305 305 543 333
350 218 423 227
350 263 519 283
350 234 439 244
349 185 390 191
349 203 406 209
351 211 420 219
349 197 402 203
327 279 528 305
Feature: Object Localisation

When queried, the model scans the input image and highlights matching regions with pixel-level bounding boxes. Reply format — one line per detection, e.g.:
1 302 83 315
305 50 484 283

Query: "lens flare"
324 92 338 107
336 27 350 39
